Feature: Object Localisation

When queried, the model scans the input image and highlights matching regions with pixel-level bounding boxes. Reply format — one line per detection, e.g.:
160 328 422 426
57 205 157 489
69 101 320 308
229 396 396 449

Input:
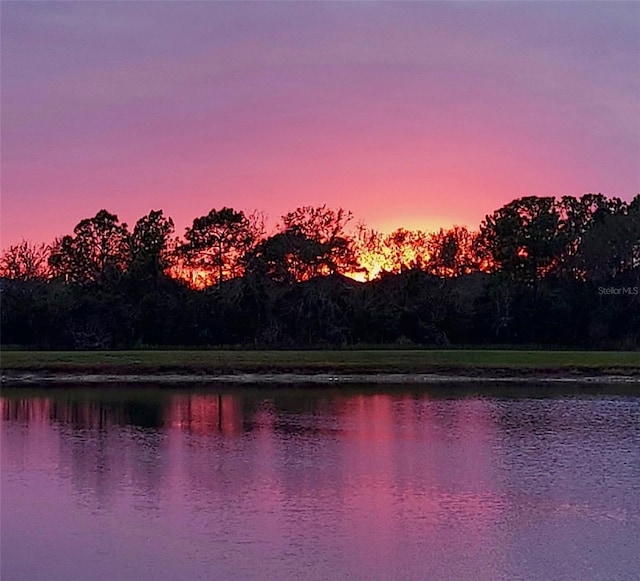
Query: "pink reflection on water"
329 393 505 577
2 391 509 579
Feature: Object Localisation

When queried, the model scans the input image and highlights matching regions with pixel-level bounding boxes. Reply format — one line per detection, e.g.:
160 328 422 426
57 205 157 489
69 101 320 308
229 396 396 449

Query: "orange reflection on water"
167 394 244 436
2 398 53 423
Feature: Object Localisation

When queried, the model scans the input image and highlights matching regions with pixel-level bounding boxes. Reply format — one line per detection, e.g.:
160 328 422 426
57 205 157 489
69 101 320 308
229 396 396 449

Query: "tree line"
1 194 638 349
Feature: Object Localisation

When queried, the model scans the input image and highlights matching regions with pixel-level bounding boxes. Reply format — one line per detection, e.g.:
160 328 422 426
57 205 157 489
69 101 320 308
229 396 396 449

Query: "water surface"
2 385 639 580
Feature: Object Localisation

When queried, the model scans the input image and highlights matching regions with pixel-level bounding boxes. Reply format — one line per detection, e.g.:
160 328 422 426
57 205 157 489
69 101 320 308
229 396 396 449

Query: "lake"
2 384 639 580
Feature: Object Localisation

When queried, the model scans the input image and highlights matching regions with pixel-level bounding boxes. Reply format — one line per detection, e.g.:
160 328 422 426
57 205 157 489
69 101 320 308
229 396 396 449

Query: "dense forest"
1 193 639 349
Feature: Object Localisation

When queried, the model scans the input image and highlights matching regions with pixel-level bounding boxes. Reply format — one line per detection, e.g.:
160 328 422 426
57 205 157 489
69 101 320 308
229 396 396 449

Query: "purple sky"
2 1 639 247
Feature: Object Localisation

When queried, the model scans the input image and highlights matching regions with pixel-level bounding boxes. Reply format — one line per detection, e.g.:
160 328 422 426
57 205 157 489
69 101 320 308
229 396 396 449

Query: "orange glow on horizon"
167 264 216 290
165 231 496 288
157 222 495 289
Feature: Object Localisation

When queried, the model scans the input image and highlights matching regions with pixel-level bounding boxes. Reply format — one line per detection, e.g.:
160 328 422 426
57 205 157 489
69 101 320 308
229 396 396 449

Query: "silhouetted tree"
130 210 175 277
352 225 385 280
279 205 359 276
179 207 257 287
477 196 565 290
247 230 347 283
3 195 639 350
573 195 640 281
426 226 481 277
552 194 618 277
48 210 131 284
0 240 49 280
381 228 429 274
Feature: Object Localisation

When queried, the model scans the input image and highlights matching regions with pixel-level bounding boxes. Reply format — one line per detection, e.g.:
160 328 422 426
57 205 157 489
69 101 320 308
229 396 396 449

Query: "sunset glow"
1 2 638 250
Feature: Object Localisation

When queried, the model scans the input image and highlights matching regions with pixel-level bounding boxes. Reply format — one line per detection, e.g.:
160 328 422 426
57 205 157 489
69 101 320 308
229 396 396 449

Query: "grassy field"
1 349 639 376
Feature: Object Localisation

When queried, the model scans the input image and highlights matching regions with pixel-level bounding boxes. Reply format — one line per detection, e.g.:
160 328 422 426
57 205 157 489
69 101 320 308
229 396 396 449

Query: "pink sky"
2 1 639 247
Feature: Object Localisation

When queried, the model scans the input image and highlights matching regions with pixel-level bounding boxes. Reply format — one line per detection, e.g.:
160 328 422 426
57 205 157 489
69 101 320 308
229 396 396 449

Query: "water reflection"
2 387 640 581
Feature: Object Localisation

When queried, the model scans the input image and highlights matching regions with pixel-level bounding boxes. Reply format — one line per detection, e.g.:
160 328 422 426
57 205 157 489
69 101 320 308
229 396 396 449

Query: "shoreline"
2 350 639 386
2 370 639 386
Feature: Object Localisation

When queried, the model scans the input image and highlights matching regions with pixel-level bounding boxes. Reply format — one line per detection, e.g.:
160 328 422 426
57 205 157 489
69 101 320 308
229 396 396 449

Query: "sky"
2 1 639 248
